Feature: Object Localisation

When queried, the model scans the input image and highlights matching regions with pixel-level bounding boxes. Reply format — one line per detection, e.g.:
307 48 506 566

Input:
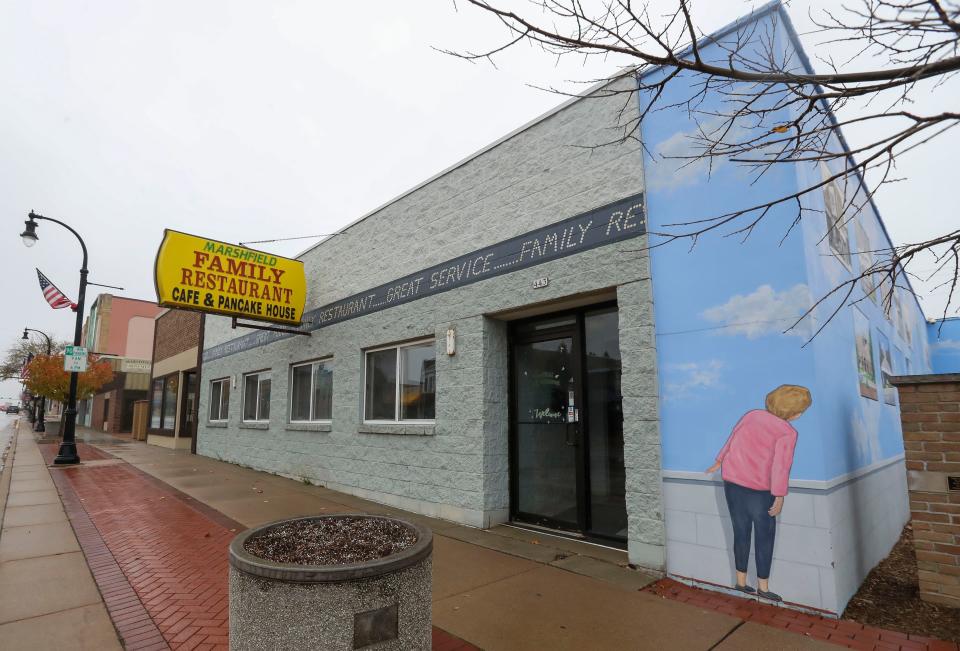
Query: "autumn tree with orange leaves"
24 354 114 402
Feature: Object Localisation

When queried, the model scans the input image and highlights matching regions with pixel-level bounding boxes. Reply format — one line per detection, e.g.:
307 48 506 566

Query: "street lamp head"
22 328 28 340
20 214 39 248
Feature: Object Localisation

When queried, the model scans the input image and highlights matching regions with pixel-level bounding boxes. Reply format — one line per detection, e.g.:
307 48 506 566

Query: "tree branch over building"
446 0 960 334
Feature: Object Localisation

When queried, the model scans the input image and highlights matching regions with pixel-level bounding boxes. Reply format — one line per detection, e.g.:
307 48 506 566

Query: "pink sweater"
716 409 797 496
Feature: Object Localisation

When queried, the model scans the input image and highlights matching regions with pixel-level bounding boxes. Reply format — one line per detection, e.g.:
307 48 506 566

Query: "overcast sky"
1 0 956 401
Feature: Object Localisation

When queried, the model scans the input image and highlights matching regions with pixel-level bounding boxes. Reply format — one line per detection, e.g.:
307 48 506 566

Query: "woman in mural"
706 384 812 602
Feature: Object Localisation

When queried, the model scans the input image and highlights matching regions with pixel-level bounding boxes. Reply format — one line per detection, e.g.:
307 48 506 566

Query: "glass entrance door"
180 371 197 439
510 305 627 543
513 332 581 530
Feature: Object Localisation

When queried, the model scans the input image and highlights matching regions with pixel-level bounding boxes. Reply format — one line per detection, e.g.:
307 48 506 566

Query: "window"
364 340 435 422
150 378 163 429
209 377 230 421
290 359 333 422
150 374 179 430
162 375 178 428
243 371 271 422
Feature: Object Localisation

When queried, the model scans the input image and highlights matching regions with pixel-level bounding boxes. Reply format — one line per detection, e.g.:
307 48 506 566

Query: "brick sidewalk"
42 443 477 650
646 579 959 651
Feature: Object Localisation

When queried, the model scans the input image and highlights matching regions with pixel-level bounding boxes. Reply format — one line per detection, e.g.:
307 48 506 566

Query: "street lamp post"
22 327 53 432
23 353 34 421
20 211 87 464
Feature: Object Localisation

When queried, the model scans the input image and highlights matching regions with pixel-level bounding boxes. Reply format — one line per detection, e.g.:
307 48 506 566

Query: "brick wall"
154 310 202 363
893 373 960 608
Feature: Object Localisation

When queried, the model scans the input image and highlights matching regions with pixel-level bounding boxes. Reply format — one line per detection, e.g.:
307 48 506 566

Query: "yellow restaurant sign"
154 229 307 326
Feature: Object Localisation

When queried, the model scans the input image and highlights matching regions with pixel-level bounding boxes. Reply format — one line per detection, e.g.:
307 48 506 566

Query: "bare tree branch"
447 0 960 331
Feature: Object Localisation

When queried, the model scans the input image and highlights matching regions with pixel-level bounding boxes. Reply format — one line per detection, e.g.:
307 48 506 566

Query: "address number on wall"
533 277 549 289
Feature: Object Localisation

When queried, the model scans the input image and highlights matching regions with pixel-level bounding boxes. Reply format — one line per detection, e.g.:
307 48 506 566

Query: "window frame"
362 338 436 425
149 372 180 432
289 358 334 423
149 377 164 430
241 370 272 423
208 377 230 422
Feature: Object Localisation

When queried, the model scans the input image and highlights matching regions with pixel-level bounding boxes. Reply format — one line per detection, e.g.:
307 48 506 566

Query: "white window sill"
285 422 332 433
357 423 435 436
239 421 270 430
207 421 229 428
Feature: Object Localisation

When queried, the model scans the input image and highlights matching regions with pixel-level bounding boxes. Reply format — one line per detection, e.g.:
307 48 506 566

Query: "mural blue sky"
643 10 930 482
929 318 960 374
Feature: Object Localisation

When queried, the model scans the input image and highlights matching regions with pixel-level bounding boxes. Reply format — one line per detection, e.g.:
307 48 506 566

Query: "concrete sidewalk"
0 420 121 650
68 427 832 651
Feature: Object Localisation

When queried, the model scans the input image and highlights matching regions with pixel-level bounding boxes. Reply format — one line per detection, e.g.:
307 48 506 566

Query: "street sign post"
63 345 88 373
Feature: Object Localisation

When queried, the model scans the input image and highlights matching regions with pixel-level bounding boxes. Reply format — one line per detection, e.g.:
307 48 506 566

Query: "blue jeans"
724 481 777 580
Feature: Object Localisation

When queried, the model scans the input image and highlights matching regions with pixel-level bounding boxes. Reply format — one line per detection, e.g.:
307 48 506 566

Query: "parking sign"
63 346 88 372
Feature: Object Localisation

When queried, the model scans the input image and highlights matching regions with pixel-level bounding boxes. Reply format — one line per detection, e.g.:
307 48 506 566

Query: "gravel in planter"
243 516 418 565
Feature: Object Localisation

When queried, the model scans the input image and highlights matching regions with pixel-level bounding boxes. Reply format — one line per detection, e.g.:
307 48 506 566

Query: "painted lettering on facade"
203 193 646 362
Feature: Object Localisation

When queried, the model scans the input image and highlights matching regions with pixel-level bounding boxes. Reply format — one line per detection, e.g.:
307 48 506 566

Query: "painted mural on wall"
706 385 812 601
640 3 933 613
643 19 932 484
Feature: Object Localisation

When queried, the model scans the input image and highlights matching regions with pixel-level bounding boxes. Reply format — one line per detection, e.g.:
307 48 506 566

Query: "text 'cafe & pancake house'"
155 230 306 323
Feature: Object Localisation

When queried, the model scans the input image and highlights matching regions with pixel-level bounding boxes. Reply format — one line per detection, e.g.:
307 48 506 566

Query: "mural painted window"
290 359 333 422
853 308 878 400
877 331 896 405
242 371 271 422
855 221 877 304
893 292 913 345
364 339 435 423
209 377 230 422
821 163 852 269
878 275 894 321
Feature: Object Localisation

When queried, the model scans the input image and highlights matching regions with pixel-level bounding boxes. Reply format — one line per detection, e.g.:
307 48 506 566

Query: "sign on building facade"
120 358 152 374
202 192 646 362
154 230 307 326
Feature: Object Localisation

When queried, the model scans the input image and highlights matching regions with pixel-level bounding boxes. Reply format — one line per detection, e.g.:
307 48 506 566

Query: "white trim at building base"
662 456 909 614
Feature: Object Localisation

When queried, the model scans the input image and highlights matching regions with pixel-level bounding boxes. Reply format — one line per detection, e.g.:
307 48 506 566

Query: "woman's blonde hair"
765 385 812 420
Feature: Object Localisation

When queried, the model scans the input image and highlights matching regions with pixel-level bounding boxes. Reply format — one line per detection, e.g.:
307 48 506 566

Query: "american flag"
36 269 76 310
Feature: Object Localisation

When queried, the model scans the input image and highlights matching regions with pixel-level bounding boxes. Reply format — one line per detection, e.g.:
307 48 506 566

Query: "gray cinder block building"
195 4 941 614
199 73 663 565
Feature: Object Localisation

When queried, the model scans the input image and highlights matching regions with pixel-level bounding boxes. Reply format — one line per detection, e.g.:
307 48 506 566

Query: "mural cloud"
644 117 751 193
701 283 813 339
664 359 724 399
932 339 960 351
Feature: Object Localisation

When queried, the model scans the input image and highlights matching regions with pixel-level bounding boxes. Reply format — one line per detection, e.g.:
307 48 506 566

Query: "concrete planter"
39 418 61 440
229 514 433 651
